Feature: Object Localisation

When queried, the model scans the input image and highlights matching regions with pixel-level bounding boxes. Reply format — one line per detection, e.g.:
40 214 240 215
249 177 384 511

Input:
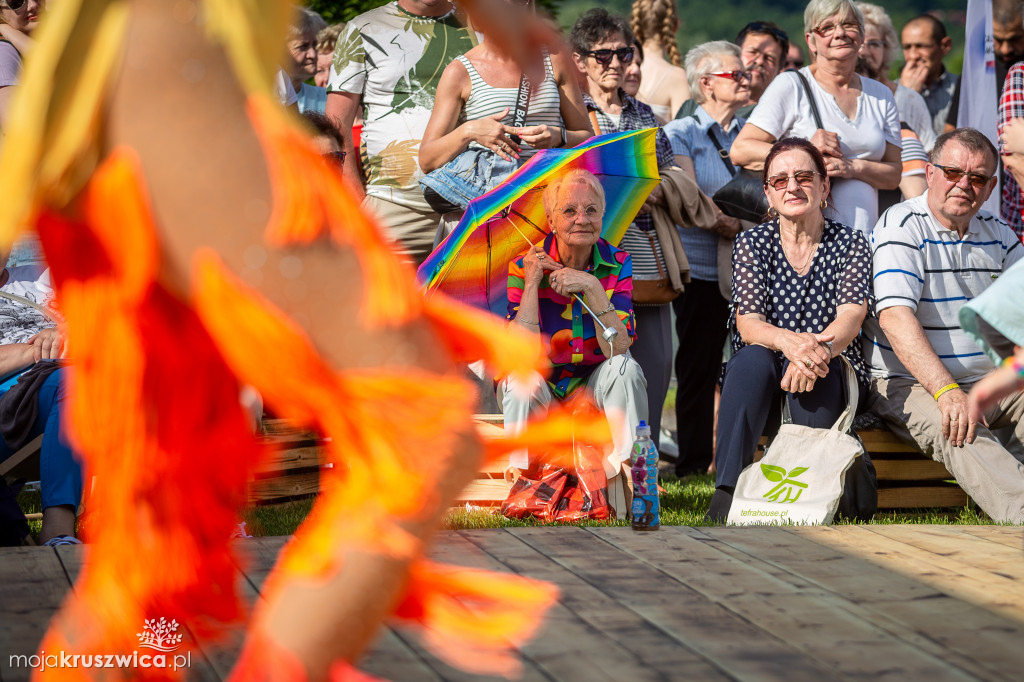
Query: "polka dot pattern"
729 218 872 388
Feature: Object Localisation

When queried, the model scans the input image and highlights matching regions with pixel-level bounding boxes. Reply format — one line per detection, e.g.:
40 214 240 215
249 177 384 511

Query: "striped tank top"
458 51 564 162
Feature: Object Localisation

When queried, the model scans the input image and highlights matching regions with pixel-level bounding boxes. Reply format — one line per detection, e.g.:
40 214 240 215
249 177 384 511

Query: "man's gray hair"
289 8 327 42
856 2 898 74
804 0 864 36
931 128 999 173
685 41 742 105
543 169 606 217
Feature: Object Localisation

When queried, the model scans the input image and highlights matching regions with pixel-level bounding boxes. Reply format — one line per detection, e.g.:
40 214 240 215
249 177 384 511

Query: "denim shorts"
419 146 518 211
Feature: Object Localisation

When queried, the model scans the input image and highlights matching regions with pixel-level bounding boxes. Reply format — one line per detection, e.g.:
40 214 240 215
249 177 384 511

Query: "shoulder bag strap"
588 109 601 136
705 126 737 177
507 72 532 144
793 70 825 130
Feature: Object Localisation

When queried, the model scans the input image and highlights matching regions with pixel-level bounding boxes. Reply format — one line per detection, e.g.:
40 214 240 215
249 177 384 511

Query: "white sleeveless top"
458 51 564 161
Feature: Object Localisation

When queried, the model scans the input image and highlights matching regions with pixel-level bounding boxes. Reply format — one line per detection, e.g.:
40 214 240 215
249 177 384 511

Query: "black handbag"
711 71 825 223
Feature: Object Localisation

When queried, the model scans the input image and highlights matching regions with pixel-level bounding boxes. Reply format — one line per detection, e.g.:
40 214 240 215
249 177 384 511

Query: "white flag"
957 0 999 213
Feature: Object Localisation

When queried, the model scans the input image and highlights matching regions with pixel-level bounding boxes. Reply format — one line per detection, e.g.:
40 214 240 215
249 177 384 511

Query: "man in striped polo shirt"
864 128 1024 522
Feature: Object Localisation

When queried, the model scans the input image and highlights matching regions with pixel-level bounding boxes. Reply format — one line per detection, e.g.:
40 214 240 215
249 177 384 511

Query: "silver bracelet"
518 318 540 326
594 303 616 316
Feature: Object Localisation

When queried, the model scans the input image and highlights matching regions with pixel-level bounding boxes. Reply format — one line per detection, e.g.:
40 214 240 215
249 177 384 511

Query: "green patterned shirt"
328 2 477 211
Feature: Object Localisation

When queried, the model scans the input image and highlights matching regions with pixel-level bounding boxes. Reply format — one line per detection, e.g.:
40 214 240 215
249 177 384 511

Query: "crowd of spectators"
7 0 1024 529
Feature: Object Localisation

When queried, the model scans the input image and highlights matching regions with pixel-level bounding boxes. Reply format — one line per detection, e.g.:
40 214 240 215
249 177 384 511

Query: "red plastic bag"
500 442 609 522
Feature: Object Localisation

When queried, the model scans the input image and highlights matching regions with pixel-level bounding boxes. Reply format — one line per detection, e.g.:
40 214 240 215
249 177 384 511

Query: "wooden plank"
956 525 1024 550
857 430 920 453
233 536 290 593
259 419 320 442
252 445 323 474
0 547 72 682
861 525 1024 603
247 472 320 503
459 528 728 682
511 526 844 681
382 531 551 682
878 486 968 509
595 526 977 681
780 526 1024 681
456 479 511 504
706 526 1024 681
359 630 444 682
872 459 953 480
473 414 505 425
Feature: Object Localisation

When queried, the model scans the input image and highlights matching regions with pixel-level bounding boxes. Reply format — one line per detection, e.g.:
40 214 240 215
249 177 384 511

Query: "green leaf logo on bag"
760 464 809 503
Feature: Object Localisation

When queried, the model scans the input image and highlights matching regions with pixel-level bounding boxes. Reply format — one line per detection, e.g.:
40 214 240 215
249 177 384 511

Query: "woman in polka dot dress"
706 137 871 522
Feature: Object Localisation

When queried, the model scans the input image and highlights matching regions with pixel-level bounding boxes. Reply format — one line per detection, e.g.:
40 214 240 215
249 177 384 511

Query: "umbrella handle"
574 294 619 347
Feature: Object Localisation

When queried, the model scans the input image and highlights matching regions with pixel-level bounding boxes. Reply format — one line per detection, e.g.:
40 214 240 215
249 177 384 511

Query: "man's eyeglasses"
931 163 994 189
708 69 753 82
765 171 820 191
322 150 347 167
559 205 602 220
583 47 634 66
784 59 805 69
2 0 26 10
812 20 862 38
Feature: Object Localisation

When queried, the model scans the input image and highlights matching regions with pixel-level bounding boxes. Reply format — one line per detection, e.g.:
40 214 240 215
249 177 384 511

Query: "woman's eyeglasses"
863 40 886 50
2 0 26 11
765 171 820 191
931 163 994 189
708 69 752 83
583 47 634 66
812 20 862 38
559 205 602 220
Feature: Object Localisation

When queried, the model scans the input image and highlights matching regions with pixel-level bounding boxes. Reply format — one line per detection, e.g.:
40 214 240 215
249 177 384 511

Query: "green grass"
14 473 1000 541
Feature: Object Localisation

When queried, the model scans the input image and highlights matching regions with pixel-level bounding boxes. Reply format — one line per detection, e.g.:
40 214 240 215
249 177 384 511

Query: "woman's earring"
820 198 828 210
767 206 778 218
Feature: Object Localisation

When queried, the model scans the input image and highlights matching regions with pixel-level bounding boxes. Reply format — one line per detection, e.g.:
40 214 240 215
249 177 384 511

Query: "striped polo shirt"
863 192 1023 383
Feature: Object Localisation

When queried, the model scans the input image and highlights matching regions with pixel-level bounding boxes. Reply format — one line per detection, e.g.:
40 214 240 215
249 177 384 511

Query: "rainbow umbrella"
417 129 661 316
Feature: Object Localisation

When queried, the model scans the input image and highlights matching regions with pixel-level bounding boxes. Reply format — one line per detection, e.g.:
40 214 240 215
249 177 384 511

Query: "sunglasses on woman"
2 0 26 10
584 47 634 66
931 163 994 189
708 69 752 82
765 171 820 191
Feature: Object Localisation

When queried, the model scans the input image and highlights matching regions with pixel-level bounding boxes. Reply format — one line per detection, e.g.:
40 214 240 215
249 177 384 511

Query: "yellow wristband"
933 383 960 401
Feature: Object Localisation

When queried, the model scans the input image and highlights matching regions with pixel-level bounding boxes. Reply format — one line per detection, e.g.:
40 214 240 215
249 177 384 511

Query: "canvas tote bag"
727 356 864 526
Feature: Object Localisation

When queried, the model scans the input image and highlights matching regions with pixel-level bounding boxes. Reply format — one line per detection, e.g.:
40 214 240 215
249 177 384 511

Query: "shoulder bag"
420 71 532 214
712 71 825 223
727 356 867 525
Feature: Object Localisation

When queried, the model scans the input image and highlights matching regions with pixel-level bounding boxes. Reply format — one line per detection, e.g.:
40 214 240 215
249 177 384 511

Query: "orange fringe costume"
0 1 610 679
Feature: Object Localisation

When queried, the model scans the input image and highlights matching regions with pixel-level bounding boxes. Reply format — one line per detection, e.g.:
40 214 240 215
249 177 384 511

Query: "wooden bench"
0 434 46 521
757 428 970 511
251 415 515 507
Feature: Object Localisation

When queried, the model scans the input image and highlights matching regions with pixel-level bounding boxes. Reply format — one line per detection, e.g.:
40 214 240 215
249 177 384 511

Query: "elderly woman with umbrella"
502 168 648 519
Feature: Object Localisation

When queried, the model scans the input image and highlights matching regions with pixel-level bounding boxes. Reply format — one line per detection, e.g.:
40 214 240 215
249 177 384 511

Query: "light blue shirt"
663 106 744 281
297 82 327 115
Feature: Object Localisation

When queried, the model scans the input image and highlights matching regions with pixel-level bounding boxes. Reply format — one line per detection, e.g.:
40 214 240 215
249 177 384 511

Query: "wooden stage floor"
3 525 1024 681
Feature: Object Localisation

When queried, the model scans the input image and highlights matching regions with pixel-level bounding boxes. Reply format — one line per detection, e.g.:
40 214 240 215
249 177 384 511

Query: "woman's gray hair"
803 0 864 36
289 8 328 42
543 169 606 217
685 41 742 105
856 2 897 73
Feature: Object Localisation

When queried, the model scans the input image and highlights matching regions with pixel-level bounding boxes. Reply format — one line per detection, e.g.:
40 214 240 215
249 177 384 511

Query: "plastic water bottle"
630 420 660 531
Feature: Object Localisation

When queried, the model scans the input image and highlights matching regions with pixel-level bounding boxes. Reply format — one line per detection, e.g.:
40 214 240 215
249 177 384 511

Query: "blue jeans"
0 368 82 510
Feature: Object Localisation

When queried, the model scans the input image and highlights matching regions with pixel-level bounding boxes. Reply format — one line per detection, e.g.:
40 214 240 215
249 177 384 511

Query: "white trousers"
500 354 649 519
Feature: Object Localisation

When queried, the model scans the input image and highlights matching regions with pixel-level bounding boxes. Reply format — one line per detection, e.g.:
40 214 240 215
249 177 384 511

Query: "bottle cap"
635 420 651 437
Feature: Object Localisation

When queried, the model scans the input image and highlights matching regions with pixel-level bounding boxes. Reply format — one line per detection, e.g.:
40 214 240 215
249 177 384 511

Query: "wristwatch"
559 126 567 147
824 340 834 357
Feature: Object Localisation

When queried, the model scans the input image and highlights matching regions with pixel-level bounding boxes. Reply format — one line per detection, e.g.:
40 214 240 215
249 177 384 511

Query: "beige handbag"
727 357 864 526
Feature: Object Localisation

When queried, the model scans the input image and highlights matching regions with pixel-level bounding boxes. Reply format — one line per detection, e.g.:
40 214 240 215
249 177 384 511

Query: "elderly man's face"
550 180 603 250
925 142 997 228
739 32 783 99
